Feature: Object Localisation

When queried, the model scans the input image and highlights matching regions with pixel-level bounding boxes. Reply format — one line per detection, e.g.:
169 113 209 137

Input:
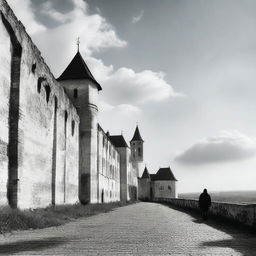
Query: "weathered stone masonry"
1 11 22 209
0 0 150 209
0 0 79 209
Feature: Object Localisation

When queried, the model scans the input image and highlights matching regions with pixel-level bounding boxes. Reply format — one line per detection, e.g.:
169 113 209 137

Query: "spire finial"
76 37 80 52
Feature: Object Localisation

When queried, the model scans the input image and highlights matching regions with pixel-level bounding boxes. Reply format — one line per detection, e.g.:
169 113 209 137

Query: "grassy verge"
0 201 135 234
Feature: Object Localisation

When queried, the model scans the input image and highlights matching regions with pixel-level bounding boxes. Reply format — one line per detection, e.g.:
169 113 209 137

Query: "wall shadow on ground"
161 202 256 256
0 236 67 254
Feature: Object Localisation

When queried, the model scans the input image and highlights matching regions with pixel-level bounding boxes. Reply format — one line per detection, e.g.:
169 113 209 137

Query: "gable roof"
152 167 177 181
150 174 157 181
130 125 143 142
57 51 102 91
108 135 128 148
141 167 150 179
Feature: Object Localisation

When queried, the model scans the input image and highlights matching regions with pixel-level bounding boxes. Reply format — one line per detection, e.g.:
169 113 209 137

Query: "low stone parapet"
154 197 256 229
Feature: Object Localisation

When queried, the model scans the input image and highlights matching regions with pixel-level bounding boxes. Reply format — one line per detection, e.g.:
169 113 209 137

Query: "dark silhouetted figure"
199 189 211 220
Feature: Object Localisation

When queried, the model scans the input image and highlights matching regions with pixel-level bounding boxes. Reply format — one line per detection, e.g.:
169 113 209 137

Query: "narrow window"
37 81 41 93
54 96 58 111
74 88 78 98
138 147 141 157
64 111 68 137
37 77 46 93
31 63 36 74
71 120 75 136
65 111 68 122
44 84 51 103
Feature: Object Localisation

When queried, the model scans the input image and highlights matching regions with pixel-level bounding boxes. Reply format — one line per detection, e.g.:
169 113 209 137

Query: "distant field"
178 190 256 204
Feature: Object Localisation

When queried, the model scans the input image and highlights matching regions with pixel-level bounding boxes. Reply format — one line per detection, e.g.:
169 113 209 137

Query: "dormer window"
74 88 78 98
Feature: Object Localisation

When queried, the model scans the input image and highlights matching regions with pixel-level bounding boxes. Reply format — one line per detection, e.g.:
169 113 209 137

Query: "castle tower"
138 166 152 201
57 51 102 204
130 125 144 177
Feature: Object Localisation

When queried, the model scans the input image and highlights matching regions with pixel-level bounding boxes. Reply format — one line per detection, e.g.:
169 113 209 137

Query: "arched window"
31 63 36 74
44 84 51 103
37 77 46 93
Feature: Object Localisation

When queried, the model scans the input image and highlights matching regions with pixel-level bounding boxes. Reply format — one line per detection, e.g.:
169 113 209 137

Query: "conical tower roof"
57 51 102 91
130 125 144 142
141 166 150 179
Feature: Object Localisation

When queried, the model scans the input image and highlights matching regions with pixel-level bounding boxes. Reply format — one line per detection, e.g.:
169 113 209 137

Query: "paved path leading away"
0 202 256 255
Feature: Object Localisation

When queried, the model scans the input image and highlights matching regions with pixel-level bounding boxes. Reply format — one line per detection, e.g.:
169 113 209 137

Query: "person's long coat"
199 192 211 211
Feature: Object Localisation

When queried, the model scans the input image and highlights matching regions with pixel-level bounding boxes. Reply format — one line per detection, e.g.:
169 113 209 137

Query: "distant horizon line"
179 189 256 194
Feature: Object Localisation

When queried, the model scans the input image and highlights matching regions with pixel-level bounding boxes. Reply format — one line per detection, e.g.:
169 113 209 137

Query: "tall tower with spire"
57 50 102 204
130 125 144 177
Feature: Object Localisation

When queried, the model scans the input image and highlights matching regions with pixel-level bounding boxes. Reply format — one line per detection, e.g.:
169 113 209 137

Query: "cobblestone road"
0 202 256 255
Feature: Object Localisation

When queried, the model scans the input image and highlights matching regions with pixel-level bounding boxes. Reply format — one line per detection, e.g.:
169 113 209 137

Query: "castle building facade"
138 167 178 201
0 0 146 209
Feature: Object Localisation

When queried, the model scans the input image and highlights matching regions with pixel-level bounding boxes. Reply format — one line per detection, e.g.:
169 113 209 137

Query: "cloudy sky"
8 0 256 193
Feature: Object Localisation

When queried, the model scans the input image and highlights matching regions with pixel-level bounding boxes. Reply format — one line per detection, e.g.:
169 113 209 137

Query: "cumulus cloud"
99 101 141 114
9 0 127 75
8 0 182 115
98 101 142 137
132 10 144 24
175 130 256 165
102 68 178 104
86 57 182 105
37 0 127 54
8 0 46 34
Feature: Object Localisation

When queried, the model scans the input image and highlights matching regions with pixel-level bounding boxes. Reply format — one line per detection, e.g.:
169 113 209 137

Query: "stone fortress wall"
1 1 254 232
0 0 142 209
0 0 79 209
155 198 256 229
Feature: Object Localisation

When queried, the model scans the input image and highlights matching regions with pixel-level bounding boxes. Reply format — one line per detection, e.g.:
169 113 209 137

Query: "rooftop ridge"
109 135 128 148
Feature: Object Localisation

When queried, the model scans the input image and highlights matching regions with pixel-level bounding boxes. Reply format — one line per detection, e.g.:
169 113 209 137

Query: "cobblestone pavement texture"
0 202 256 255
